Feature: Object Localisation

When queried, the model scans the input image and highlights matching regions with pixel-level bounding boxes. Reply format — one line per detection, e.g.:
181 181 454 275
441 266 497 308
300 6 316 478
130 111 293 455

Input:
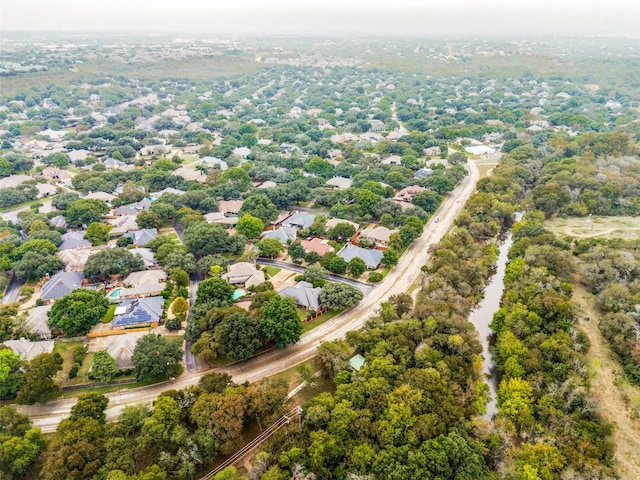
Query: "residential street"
16 160 479 433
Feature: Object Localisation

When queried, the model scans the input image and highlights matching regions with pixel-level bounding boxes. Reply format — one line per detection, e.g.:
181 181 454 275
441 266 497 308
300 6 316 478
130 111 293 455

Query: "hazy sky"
2 0 639 37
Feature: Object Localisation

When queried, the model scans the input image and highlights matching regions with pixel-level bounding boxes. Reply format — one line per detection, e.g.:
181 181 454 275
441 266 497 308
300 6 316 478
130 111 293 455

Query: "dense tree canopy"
132 334 183 381
48 289 110 336
83 247 144 281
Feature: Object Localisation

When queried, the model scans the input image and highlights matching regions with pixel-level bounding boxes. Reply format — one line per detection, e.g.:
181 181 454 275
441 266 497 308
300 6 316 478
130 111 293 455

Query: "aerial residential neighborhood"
0 22 638 480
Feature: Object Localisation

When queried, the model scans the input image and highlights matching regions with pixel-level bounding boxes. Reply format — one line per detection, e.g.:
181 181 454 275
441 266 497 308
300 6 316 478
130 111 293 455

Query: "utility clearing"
574 287 640 480
546 216 640 240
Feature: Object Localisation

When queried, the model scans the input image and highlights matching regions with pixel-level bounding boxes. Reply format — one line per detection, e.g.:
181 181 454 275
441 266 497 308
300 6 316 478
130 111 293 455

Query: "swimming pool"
109 288 122 299
232 289 246 300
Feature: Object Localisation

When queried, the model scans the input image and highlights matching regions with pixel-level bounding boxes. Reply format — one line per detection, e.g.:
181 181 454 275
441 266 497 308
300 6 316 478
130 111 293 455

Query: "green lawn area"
262 266 281 279
53 341 84 383
102 304 116 323
302 308 344 334
65 351 95 386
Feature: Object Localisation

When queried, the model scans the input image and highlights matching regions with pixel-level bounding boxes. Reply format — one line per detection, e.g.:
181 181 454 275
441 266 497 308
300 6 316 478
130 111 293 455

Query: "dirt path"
574 287 640 480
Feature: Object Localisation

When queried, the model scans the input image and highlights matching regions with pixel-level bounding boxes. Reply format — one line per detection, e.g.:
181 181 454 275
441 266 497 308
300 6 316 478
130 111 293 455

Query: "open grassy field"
574 287 640 479
546 216 640 240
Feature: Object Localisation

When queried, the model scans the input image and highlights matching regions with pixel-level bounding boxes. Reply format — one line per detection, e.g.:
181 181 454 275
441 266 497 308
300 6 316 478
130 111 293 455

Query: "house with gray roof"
150 187 186 197
279 281 322 310
103 332 147 370
125 228 157 247
338 244 383 269
325 176 353 190
3 339 54 361
282 212 316 230
200 156 228 170
112 296 164 329
113 199 152 216
414 168 433 179
221 262 265 288
103 158 130 170
24 305 52 339
40 271 85 304
49 215 67 229
260 227 297 245
59 231 92 250
129 248 157 268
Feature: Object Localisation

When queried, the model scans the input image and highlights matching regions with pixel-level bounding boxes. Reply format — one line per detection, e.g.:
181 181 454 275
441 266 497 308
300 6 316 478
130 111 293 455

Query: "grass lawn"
262 266 281 279
65 351 95 386
545 216 640 241
102 304 116 323
53 341 84 383
302 309 344 334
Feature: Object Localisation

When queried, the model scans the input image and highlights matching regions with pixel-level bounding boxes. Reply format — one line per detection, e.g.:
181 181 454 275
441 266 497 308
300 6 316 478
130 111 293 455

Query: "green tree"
195 276 234 307
83 247 144 281
16 238 58 257
0 348 24 400
320 282 364 310
327 256 348 274
13 251 64 281
328 222 356 242
85 222 112 243
0 414 46 478
136 210 163 230
217 311 264 360
132 334 183 381
236 214 264 239
48 289 110 336
261 295 302 349
65 198 109 227
239 194 279 224
163 249 196 273
411 190 442 213
183 221 242 258
317 340 351 377
256 238 284 258
89 351 119 382
347 257 367 278
16 352 63 405
381 248 400 268
69 392 109 423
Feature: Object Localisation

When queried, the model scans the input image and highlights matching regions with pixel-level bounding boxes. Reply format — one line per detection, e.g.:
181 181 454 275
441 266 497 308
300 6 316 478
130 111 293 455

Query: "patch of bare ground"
574 286 640 480
546 216 640 240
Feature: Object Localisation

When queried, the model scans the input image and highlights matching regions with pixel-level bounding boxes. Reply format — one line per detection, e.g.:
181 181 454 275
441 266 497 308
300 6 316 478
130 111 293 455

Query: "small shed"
349 354 367 372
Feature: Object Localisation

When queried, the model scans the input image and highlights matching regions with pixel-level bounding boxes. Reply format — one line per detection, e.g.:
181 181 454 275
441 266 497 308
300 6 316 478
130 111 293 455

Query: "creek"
468 234 513 419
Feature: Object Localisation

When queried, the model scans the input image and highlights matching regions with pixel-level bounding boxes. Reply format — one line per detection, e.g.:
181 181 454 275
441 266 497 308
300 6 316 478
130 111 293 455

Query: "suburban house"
49 215 67 229
58 248 93 272
113 199 152 216
260 227 297 245
109 215 140 236
125 228 158 247
24 305 53 339
326 218 360 232
370 119 385 132
414 168 433 179
103 332 147 370
103 158 131 171
359 226 398 247
217 199 244 217
85 191 117 204
325 176 353 190
301 238 334 257
205 212 238 225
338 244 383 269
113 270 167 300
382 155 402 165
200 156 228 170
424 146 442 157
150 187 186 197
282 212 315 230
279 281 322 310
36 183 58 198
221 262 265 288
172 166 206 183
257 180 277 189
40 271 85 304
349 354 367 372
59 231 92 250
112 296 164 329
3 339 55 361
232 147 251 159
129 248 158 268
394 185 426 203
41 167 73 182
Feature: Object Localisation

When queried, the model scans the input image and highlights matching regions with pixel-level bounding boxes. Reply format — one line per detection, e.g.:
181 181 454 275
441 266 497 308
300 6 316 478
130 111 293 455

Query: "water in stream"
468 234 513 419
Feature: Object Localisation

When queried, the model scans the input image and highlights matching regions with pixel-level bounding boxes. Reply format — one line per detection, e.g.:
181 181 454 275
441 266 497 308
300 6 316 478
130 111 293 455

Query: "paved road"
16 160 479 432
1 274 22 304
257 258 375 294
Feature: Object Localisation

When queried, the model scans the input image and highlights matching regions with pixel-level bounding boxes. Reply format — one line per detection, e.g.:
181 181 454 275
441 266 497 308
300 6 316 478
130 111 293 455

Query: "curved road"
16 160 479 433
